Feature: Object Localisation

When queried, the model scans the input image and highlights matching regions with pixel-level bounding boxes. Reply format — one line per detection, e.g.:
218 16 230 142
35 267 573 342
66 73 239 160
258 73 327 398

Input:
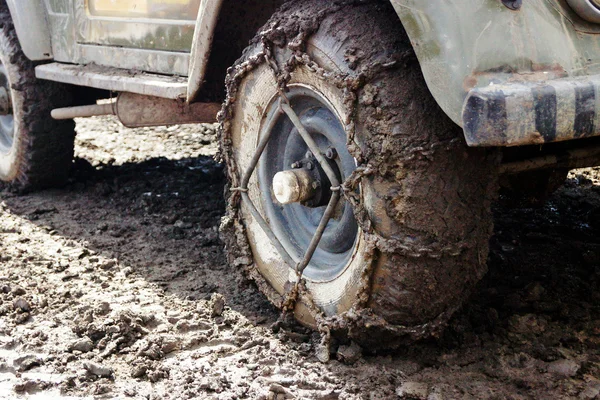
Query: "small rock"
122 267 133 276
579 381 600 399
131 365 147 379
105 325 120 334
336 342 362 364
13 298 31 313
508 314 547 335
62 273 79 282
314 341 330 363
396 382 429 399
12 286 26 296
99 260 116 270
161 337 180 354
141 344 163 360
0 361 15 373
83 361 113 378
93 384 111 395
14 312 30 324
548 359 580 378
69 338 94 353
77 249 90 259
427 392 443 400
317 391 340 400
95 301 111 315
174 220 193 229
1 284 11 294
175 320 191 333
62 354 76 365
13 355 41 372
523 282 545 302
13 379 48 394
210 293 225 317
54 262 69 272
394 360 423 376
148 369 168 382
269 383 295 399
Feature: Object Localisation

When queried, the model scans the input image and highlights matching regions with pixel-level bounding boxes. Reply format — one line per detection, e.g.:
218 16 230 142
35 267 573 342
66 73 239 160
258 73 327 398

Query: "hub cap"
258 85 358 281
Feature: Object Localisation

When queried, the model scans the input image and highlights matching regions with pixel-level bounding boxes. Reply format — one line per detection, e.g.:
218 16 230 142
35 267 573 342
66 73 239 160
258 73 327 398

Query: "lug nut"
312 181 321 189
305 151 313 159
326 147 337 159
305 161 313 170
290 162 300 169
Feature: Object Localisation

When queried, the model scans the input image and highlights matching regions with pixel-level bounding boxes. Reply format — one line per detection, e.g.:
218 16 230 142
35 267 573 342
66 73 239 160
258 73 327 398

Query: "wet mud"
0 116 599 398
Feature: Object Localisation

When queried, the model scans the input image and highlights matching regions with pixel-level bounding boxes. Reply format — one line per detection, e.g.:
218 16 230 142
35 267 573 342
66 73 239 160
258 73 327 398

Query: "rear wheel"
220 0 497 347
0 2 76 190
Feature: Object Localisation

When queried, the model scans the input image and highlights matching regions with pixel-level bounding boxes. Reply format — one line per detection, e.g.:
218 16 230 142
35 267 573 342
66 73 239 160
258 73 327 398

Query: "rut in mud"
0 116 599 399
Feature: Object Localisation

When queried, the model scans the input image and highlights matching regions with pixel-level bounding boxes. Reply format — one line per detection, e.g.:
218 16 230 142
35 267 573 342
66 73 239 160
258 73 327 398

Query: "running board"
35 63 188 100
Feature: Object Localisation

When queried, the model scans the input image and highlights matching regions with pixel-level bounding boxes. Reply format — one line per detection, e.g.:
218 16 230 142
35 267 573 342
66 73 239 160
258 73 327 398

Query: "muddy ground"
0 117 599 399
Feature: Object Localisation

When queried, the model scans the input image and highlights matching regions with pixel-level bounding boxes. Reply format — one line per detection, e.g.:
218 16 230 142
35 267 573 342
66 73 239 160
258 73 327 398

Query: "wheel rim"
258 85 359 281
0 63 14 155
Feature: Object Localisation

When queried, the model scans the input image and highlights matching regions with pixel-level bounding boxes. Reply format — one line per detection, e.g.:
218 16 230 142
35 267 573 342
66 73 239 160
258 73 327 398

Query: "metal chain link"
260 38 343 319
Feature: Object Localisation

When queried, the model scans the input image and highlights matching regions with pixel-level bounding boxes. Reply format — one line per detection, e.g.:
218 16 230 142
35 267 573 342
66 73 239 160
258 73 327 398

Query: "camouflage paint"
391 0 600 128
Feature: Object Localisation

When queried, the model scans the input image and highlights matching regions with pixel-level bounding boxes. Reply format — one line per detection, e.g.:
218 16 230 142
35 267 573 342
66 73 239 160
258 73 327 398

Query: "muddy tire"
220 0 497 348
0 2 76 190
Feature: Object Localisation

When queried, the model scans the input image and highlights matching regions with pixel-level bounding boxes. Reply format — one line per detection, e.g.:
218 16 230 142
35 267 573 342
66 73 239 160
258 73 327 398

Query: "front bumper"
462 75 600 147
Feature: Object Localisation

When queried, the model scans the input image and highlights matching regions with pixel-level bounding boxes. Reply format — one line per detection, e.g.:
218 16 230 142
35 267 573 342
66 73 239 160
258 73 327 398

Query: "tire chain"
218 17 474 354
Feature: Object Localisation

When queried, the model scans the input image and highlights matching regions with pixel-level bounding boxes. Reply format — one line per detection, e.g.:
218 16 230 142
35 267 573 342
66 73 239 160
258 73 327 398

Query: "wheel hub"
274 147 340 208
272 169 317 205
258 85 358 281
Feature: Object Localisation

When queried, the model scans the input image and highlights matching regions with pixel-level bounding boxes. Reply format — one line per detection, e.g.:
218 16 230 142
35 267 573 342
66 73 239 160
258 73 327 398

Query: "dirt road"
0 117 599 399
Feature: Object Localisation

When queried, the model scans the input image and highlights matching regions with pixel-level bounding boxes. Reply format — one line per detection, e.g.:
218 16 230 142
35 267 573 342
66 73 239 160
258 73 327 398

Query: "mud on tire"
0 1 76 191
219 0 498 348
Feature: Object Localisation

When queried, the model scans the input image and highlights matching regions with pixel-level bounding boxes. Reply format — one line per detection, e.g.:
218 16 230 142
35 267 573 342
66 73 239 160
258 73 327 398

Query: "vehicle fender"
186 0 284 103
390 0 598 129
187 0 224 102
6 0 53 60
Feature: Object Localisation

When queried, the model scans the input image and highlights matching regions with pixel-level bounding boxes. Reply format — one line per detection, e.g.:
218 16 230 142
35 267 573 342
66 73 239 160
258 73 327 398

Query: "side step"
35 63 188 100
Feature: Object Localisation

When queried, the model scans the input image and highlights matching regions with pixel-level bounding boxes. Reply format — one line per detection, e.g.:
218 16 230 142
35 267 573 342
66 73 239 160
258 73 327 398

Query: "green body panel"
43 0 199 75
391 0 600 126
76 0 199 52
19 0 600 124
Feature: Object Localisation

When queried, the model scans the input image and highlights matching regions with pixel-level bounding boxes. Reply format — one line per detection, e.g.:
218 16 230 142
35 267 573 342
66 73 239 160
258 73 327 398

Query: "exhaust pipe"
51 102 116 120
51 92 220 128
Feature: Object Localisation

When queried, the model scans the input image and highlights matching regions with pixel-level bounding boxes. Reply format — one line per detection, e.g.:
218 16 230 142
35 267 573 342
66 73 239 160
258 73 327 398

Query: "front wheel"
219 0 497 348
0 2 76 190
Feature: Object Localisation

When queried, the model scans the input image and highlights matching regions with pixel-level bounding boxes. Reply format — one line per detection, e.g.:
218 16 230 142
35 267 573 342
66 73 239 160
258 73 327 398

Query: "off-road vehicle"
2 0 599 348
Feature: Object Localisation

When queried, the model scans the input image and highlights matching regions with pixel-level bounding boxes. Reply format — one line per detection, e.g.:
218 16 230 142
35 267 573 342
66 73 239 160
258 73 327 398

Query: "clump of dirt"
0 116 599 398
